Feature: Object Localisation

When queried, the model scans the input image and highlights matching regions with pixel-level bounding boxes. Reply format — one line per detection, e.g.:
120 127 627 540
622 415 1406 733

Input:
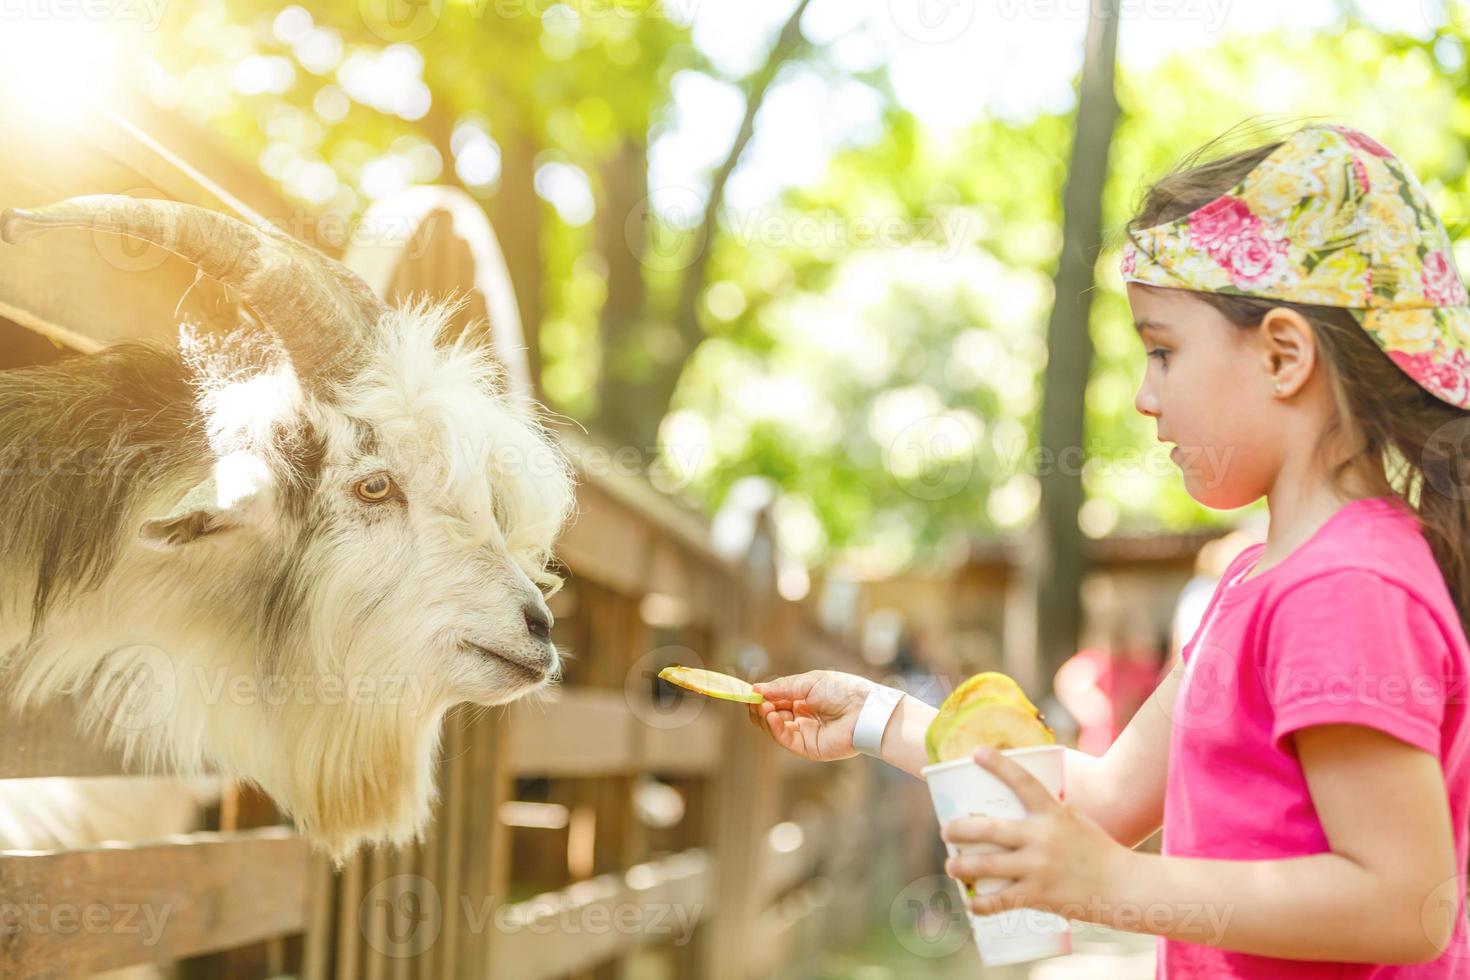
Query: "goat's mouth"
460 642 550 683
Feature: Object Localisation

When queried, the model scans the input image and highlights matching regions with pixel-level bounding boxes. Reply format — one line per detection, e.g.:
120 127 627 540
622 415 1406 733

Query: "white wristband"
852 683 906 758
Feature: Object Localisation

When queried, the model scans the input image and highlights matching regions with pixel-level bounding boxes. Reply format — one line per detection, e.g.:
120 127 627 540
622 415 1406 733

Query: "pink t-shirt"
1160 495 1470 978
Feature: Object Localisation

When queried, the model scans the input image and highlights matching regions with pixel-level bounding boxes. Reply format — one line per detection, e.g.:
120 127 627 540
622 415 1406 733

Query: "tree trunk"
595 138 653 448
489 132 544 396
1018 0 1121 701
595 0 814 450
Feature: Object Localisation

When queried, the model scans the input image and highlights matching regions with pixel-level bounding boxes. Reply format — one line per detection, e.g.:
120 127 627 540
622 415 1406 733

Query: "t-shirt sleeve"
1263 569 1449 756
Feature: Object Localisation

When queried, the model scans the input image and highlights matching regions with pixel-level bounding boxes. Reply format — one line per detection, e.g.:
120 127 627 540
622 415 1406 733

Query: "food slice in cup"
926 671 1055 763
928 701 1056 763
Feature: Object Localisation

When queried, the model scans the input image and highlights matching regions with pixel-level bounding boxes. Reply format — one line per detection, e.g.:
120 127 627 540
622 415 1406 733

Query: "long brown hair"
1126 122 1470 636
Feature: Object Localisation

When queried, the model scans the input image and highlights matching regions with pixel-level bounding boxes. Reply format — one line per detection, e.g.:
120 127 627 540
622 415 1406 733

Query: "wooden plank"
0 705 139 779
639 711 724 776
0 829 306 980
756 816 829 904
362 845 392 980
300 851 334 980
488 850 712 979
746 880 827 980
506 690 635 778
0 99 270 353
333 851 364 980
433 706 469 980
455 707 509 980
554 480 653 598
342 186 534 403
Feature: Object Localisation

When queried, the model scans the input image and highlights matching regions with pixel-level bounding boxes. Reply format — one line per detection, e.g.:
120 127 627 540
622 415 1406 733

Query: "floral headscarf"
1121 124 1470 409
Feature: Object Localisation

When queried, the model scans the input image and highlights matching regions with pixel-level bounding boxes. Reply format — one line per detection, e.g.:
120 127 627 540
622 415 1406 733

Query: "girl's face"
1127 283 1287 510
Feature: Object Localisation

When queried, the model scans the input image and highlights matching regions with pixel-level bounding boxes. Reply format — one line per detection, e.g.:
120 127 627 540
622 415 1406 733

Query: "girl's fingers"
945 850 1029 884
941 815 1029 849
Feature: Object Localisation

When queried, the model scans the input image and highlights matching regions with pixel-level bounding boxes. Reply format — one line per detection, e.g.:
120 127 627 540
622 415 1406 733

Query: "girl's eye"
354 474 398 503
1148 348 1170 366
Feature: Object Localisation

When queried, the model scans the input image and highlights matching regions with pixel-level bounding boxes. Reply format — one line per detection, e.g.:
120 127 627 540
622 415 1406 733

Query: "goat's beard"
59 644 455 865
3 561 461 865
265 691 452 865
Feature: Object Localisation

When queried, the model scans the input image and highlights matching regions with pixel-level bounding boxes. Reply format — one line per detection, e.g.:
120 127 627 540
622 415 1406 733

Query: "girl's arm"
883 652 1185 850
1103 723 1459 964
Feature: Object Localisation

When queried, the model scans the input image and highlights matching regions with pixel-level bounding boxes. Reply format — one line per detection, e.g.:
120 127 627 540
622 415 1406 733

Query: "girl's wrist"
853 682 906 757
879 691 937 779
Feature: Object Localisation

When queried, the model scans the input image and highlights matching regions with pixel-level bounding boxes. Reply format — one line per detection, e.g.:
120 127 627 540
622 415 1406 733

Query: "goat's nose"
524 598 553 643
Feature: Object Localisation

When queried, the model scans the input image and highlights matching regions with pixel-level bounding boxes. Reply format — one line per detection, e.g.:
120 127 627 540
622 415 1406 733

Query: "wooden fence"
0 96 937 979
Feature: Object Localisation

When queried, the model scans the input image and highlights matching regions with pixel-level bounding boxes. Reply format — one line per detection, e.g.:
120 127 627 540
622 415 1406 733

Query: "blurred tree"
1025 0 1120 696
599 0 816 450
128 2 1470 579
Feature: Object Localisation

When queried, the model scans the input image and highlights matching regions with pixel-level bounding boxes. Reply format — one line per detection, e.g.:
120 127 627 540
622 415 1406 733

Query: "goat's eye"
354 474 397 503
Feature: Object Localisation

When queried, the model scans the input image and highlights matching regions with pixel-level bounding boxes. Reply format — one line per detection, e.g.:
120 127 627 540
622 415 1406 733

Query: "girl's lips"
1170 446 1182 462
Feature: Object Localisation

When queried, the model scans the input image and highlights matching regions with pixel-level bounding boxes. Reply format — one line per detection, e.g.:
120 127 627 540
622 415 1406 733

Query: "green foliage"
137 6 1470 571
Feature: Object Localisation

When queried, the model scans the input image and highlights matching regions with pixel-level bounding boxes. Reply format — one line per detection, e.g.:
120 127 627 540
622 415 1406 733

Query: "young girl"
748 122 1470 976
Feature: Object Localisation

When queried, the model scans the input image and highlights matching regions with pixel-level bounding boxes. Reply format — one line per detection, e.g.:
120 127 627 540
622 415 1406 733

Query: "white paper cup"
922 745 1072 966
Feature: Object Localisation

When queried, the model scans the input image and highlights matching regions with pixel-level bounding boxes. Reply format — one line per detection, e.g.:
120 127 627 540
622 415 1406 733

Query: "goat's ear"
138 456 267 551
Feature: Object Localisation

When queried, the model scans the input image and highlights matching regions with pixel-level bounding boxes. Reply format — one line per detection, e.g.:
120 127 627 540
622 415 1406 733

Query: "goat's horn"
0 195 387 390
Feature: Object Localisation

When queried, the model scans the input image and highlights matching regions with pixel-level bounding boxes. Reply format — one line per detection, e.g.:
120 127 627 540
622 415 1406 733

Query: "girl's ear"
1257 307 1317 398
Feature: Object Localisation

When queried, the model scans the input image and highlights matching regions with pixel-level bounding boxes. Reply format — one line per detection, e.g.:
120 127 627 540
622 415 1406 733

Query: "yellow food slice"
931 701 1056 763
657 666 765 704
935 672 1033 716
926 671 1041 763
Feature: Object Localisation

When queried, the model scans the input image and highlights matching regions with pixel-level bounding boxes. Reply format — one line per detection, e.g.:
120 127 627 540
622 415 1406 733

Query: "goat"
0 196 576 863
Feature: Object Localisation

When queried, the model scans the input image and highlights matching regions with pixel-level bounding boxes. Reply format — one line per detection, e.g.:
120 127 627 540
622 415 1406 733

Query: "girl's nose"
1134 379 1159 418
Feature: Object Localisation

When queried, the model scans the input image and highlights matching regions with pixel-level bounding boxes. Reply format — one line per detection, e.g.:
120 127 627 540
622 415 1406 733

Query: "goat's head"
1 196 577 860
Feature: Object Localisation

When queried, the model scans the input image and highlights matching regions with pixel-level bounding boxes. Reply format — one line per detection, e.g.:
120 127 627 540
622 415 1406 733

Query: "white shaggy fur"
0 297 576 864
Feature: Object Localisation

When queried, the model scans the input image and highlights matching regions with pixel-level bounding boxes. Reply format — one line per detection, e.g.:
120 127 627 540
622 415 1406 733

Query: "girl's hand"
745 670 875 762
941 747 1134 918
